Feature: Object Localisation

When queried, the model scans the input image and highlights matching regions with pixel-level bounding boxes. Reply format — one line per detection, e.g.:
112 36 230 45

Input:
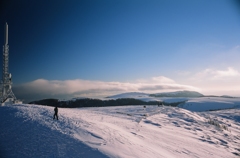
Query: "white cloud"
215 67 240 77
194 67 240 80
151 76 175 84
13 76 198 102
13 67 240 103
182 67 240 96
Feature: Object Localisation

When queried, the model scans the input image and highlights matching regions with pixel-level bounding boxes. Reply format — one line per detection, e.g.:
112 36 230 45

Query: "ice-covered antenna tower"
1 23 18 105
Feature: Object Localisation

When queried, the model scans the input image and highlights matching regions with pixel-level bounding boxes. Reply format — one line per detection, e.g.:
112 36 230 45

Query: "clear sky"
1 0 240 102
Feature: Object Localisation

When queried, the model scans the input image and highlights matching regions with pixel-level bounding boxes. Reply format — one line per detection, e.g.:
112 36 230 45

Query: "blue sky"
1 0 240 102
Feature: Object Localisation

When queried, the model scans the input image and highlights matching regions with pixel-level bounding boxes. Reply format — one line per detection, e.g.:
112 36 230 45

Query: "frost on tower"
0 23 18 105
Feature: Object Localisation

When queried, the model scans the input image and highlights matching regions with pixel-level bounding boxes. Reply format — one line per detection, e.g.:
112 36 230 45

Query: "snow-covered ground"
179 97 240 112
0 104 239 157
108 92 240 112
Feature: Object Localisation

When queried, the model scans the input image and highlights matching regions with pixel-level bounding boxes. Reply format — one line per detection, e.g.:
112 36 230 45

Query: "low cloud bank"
13 76 198 103
13 67 240 103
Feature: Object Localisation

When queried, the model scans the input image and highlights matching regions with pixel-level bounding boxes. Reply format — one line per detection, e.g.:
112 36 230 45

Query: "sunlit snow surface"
107 92 240 112
0 103 240 157
180 97 240 112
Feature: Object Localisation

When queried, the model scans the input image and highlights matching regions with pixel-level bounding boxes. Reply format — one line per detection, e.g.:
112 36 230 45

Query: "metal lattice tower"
1 23 16 103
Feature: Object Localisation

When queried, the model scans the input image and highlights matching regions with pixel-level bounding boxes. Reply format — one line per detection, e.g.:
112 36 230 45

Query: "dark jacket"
54 107 58 113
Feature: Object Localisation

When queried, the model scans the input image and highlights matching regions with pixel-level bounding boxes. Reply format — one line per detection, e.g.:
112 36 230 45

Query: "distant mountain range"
107 90 204 99
149 90 204 97
29 90 236 108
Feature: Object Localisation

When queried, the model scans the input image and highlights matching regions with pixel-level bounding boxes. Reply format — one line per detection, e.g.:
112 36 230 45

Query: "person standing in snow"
53 106 58 120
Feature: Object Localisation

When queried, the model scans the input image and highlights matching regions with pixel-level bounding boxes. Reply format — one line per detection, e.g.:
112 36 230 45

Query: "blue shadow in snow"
0 106 109 158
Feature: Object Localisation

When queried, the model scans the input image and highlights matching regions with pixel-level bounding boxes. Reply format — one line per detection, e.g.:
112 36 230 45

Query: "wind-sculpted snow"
0 104 240 157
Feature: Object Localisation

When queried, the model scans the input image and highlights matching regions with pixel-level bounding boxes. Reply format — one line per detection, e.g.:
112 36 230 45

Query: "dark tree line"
29 98 162 108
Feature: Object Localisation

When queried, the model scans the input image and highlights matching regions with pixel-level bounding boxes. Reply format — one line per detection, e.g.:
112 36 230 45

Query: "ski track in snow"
0 104 240 158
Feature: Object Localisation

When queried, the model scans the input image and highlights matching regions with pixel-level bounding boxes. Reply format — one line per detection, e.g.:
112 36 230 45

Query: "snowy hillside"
106 92 160 102
150 90 204 97
106 91 204 101
107 92 240 112
0 104 240 157
179 97 240 112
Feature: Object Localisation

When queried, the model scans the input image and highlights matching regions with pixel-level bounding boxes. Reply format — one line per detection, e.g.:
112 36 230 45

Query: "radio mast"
1 23 17 105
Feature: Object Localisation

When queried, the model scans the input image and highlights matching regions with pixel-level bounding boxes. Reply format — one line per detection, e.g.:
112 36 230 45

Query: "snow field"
180 97 240 112
1 104 239 157
107 92 240 112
